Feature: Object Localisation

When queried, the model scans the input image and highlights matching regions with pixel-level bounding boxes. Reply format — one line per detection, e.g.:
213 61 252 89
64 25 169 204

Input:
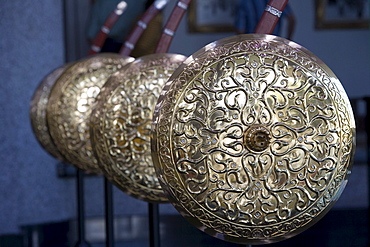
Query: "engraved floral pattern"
91 54 186 202
47 54 133 174
153 35 355 243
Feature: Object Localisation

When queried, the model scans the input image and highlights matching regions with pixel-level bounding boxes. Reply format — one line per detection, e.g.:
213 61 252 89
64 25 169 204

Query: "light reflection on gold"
151 34 355 245
91 53 187 202
30 65 72 162
47 53 134 174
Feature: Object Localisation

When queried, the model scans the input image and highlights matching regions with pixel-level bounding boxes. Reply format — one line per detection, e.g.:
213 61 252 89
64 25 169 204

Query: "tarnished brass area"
30 65 71 162
47 54 134 174
152 34 355 244
244 125 270 152
90 53 187 202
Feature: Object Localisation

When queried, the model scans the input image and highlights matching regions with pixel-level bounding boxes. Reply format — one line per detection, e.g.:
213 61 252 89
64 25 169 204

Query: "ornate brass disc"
30 65 71 162
47 53 134 174
90 53 187 202
151 34 355 244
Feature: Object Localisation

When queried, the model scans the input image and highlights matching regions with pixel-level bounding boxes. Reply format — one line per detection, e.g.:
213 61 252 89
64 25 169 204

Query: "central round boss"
151 34 355 245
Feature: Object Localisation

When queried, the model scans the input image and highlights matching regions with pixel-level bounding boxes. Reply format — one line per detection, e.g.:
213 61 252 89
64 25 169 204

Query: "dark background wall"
0 0 368 242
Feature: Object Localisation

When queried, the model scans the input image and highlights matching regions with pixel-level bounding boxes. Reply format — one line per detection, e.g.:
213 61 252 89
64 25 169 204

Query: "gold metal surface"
30 64 71 162
152 34 355 244
91 53 187 202
47 53 134 174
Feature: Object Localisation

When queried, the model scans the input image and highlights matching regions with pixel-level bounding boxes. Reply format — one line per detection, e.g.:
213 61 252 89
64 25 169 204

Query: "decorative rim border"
47 54 133 174
90 53 187 202
152 34 355 244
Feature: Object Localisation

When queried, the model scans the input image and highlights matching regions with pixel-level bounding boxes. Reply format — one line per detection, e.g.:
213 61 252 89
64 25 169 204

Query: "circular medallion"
47 53 134 174
90 53 187 202
152 34 355 244
30 65 71 162
244 125 271 152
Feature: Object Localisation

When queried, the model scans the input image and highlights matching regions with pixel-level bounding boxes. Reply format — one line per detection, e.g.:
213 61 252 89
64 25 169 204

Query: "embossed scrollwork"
91 53 187 202
152 34 355 244
47 54 134 174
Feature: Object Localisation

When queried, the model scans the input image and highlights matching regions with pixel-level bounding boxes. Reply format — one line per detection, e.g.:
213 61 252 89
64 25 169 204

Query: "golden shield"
90 53 187 202
151 34 355 244
47 54 134 174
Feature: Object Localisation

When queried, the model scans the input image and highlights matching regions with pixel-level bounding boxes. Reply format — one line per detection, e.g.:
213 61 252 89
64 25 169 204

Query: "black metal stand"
74 169 92 247
148 203 160 247
105 177 115 247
